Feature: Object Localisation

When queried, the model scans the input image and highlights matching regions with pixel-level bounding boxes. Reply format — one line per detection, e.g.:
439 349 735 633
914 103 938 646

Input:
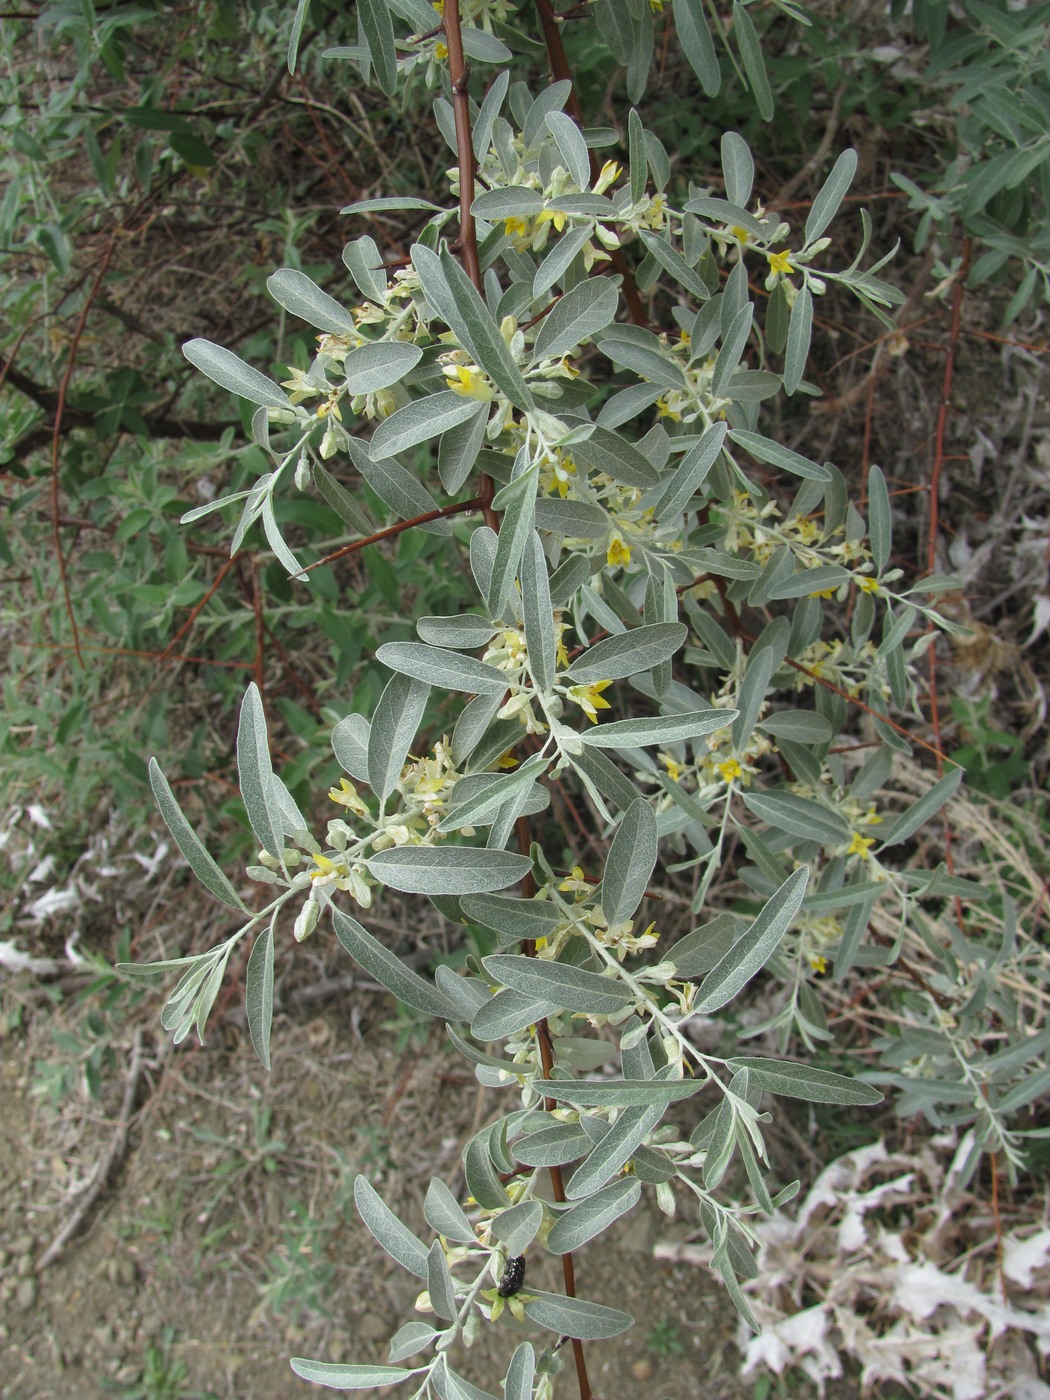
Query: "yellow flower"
856 575 880 593
559 865 589 894
809 954 828 974
434 40 448 59
847 832 875 859
607 535 632 568
566 680 613 723
660 752 681 782
730 225 750 245
766 248 795 278
536 207 567 233
716 757 743 783
444 364 494 401
504 216 529 239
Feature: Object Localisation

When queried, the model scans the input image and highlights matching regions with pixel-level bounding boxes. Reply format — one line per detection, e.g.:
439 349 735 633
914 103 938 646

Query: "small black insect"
497 1254 526 1298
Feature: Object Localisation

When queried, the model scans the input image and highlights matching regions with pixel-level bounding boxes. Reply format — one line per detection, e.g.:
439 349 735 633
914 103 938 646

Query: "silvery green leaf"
180 487 253 525
758 710 832 743
183 339 291 411
805 148 858 245
726 1057 884 1106
368 672 430 803
783 283 813 396
579 708 734 749
524 79 573 146
767 563 850 600
524 1290 633 1340
602 797 657 927
531 1078 704 1107
565 1102 664 1200
532 224 594 298
637 229 711 301
878 767 964 849
314 462 375 535
628 107 646 204
333 910 455 1019
416 614 497 649
712 302 753 397
376 641 506 694
342 234 386 304
472 69 510 161
492 1201 543 1255
148 760 247 911
545 110 591 190
666 914 740 978
471 987 560 1039
729 428 831 483
367 846 532 896
672 0 720 95
504 1344 535 1400
534 497 608 539
549 551 592 607
513 1122 591 1167
521 532 557 691
655 420 727 520
453 692 502 767
343 196 445 215
439 757 548 832
463 1131 511 1210
435 966 490 1020
266 268 356 335
571 425 661 489
439 248 534 412
732 0 773 120
487 461 538 617
472 186 545 220
482 954 635 1015
388 1322 440 1365
683 196 767 240
358 0 398 94
566 621 686 684
741 790 851 844
237 683 284 862
261 495 306 580
438 401 489 493
533 278 619 361
693 549 761 581
460 893 561 941
344 342 423 395
461 26 512 62
427 1240 458 1322
570 744 643 813
353 1176 429 1278
548 1177 641 1253
245 915 275 1071
369 392 484 461
867 463 892 573
287 0 310 73
721 131 754 207
695 867 808 1014
332 713 371 782
548 193 617 217
602 337 688 392
290 1359 417 1390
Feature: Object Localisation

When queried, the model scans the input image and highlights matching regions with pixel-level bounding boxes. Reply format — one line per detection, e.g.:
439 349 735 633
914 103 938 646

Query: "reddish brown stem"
302 495 482 574
442 0 482 290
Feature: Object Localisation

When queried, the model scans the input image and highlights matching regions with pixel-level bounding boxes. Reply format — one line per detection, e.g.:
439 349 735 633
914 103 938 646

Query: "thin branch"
301 495 482 574
442 0 482 290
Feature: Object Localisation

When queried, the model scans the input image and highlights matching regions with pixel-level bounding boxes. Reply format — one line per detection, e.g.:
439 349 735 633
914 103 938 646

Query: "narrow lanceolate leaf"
358 0 399 94
236 683 284 861
333 911 455 1019
655 420 728 521
459 893 561 941
867 463 892 574
439 755 549 832
482 955 635 1015
533 223 594 298
376 641 507 694
344 342 423 395
487 460 538 617
805 148 859 245
470 987 561 1040
366 846 532 896
565 1101 665 1200
732 645 776 750
580 708 736 749
361 456 451 535
545 110 591 190
427 1240 458 1322
368 392 483 460
343 234 386 304
472 186 545 220
524 1291 633 1340
531 1078 705 1107
712 303 753 398
570 425 662 489
148 760 246 911
637 229 711 301
783 283 813 396
548 1177 641 1253
353 1175 429 1278
725 1058 884 1106
424 1178 477 1245
729 429 832 482
290 1359 418 1390
463 1131 510 1210
721 131 754 207
183 339 291 410
602 797 657 927
368 672 430 803
286 0 310 73
741 791 851 845
504 1345 536 1400
439 248 534 412
521 531 556 692
533 278 620 362
332 713 370 782
245 915 275 1070
566 622 687 684
695 867 809 1014
672 0 720 95
493 1201 544 1256
732 0 774 121
878 767 964 850
266 268 357 335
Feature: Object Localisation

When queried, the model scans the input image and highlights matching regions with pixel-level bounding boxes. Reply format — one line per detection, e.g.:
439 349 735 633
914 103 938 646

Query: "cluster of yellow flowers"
794 638 889 701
